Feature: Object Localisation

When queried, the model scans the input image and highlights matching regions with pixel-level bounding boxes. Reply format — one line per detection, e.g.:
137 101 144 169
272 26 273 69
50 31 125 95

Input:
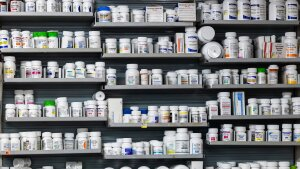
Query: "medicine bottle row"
204 65 299 87
122 105 207 124
105 165 191 169
0 30 101 49
3 0 93 13
4 57 105 79
207 123 300 142
198 0 299 21
104 128 203 156
6 90 107 119
209 161 291 169
0 129 101 152
97 5 178 23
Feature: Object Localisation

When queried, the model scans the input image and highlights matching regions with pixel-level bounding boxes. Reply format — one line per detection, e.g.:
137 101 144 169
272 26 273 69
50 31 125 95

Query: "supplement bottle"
18 104 29 117
269 0 285 20
199 107 208 123
77 132 88 150
28 104 39 117
137 37 148 53
160 106 170 123
259 99 271 115
48 32 59 48
43 100 56 117
125 64 140 85
188 69 199 84
255 125 265 141
42 132 53 150
74 61 86 78
122 138 133 155
31 60 42 78
223 0 238 20
292 97 300 114
97 100 107 117
64 133 74 150
190 107 199 123
201 4 211 20
163 131 176 154
177 70 189 85
257 68 266 84
97 6 111 22
0 30 9 48
65 63 76 78
85 100 97 117
271 98 281 115
119 38 131 53
224 32 238 58
86 64 96 78
90 132 101 150
175 128 189 154
206 100 219 118
118 5 129 22
140 69 149 85
10 133 20 151
95 62 105 79
71 102 83 117
22 31 32 48
185 27 198 53
15 90 24 105
1 134 10 152
237 0 251 20
190 133 203 154
284 65 298 84
286 0 298 20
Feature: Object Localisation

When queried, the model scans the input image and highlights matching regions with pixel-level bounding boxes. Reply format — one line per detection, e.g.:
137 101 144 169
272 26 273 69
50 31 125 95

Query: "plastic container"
125 64 139 85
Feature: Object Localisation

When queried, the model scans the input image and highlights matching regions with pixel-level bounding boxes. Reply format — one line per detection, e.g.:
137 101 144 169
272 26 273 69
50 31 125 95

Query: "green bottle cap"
257 68 266 73
32 32 39 37
48 32 58 37
44 100 55 106
291 165 297 169
39 32 48 37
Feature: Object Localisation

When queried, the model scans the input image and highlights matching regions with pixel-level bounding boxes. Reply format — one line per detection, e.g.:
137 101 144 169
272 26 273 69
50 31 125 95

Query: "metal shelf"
104 85 203 90
6 117 107 122
108 122 208 128
208 84 300 89
205 58 300 64
0 12 94 22
102 53 203 59
0 149 101 156
208 141 300 146
93 22 194 28
1 48 102 54
201 20 299 27
103 154 203 159
4 78 106 84
210 115 300 120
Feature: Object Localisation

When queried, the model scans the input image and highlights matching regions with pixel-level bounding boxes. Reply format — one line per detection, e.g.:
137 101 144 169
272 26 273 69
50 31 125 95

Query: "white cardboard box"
108 98 123 123
178 3 196 21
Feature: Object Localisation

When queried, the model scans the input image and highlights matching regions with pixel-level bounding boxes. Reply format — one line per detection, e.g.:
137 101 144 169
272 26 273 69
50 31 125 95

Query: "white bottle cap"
89 31 100 36
267 125 279 130
106 68 116 74
74 31 85 37
52 133 62 138
127 64 138 69
282 124 292 129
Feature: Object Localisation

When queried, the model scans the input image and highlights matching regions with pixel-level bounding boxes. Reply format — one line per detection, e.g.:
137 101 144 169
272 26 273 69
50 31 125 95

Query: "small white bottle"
218 92 231 116
61 31 74 48
4 56 16 79
271 98 281 115
189 133 203 154
223 0 238 20
284 32 298 58
237 0 251 20
140 69 149 85
74 31 86 48
269 0 285 20
185 27 198 53
73 0 83 12
247 98 258 115
250 0 267 20
224 32 238 58
86 64 96 78
286 0 299 20
106 68 117 86
46 0 57 12
82 0 93 12
62 0 72 12
125 64 140 85
152 69 163 85
10 133 20 151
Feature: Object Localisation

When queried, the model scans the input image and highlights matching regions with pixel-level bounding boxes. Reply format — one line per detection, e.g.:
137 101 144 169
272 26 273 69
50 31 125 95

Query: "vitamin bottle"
85 100 97 117
238 0 251 20
199 107 207 123
122 138 133 155
118 5 130 22
284 32 298 58
190 133 203 154
223 0 237 20
257 68 266 84
43 100 56 117
48 32 59 48
269 0 285 20
224 32 238 58
247 98 258 115
190 107 199 123
292 97 300 114
125 64 140 85
284 65 298 84
286 0 299 20
0 30 10 48
185 27 198 53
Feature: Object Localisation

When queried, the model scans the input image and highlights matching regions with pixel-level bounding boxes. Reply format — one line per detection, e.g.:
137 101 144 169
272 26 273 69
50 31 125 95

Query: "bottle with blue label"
184 27 198 53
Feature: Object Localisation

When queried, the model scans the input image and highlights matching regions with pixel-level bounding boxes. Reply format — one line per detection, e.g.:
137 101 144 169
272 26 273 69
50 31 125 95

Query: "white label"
175 140 189 153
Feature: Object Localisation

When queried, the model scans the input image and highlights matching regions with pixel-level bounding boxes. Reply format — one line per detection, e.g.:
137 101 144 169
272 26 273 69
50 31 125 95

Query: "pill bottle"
52 133 63 150
152 69 163 85
10 133 20 151
73 0 82 12
206 128 218 142
61 31 74 48
201 4 211 20
282 124 292 141
269 0 285 20
223 0 237 20
166 9 176 22
0 133 10 151
221 124 233 141
218 92 231 116
140 69 149 85
250 0 267 20
21 31 32 48
74 31 86 48
238 36 252 58
137 37 148 53
5 104 16 119
267 125 280 142
177 70 189 85
131 110 141 123
267 65 279 84
286 0 298 20
247 98 258 115
89 132 101 150
64 133 74 150
47 32 59 48
255 125 265 141
259 99 271 115
95 62 105 79
18 104 29 117
105 38 117 53
112 142 121 155
206 100 218 118
31 60 42 78
199 107 207 123
27 132 38 150
36 0 46 12
15 90 24 105
106 68 117 85
270 98 281 115
284 65 298 84
247 68 257 84
224 32 238 58
86 64 96 78
4 56 16 79
148 106 158 123
119 38 131 53
77 132 88 150
190 107 199 123
153 141 163 155
110 6 119 22
238 0 251 20
132 9 145 22
185 27 198 53
197 26 215 45
206 74 218 87
47 0 56 12
118 5 129 22
10 0 22 12
163 131 176 154
126 64 139 85
165 72 177 85
57 99 69 117
294 124 300 142
11 31 22 48
71 102 83 117
148 38 154 53
65 63 76 78
62 0 72 12
38 32 48 48
257 68 266 84
190 133 202 154
0 30 9 48
168 106 178 123
89 31 101 48
43 100 56 117
46 61 59 78
122 138 132 155
220 69 231 85
85 100 97 117
123 109 131 123
28 104 39 117
158 41 168 54
178 106 188 123
175 128 189 154
281 98 290 115
74 61 86 78
82 0 92 12
211 4 222 20
97 100 107 117
104 143 112 155
292 97 300 114
159 106 170 123
235 126 247 141
284 32 298 58
248 125 256 141
97 6 111 22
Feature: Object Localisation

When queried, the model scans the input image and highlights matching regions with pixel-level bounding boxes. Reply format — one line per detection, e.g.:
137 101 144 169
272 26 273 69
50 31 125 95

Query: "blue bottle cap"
97 6 111 12
123 108 132 115
140 108 148 115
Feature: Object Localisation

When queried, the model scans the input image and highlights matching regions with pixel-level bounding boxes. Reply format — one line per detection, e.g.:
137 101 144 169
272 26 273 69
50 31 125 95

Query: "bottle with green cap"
257 68 266 84
32 32 39 48
38 32 48 49
43 100 56 117
48 32 59 48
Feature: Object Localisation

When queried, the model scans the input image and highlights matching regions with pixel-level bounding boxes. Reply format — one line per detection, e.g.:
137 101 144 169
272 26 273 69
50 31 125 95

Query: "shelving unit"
207 84 300 89
6 117 107 122
0 48 102 54
102 53 203 59
209 115 300 120
4 78 106 84
108 122 208 128
93 22 194 28
104 85 203 90
0 150 101 156
200 20 300 27
205 58 300 64
208 142 300 146
103 154 204 159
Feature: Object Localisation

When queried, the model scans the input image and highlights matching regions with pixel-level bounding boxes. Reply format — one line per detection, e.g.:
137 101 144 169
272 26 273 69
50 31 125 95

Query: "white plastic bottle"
175 128 189 154
224 32 238 58
61 31 74 48
286 0 299 20
47 0 57 12
185 27 198 53
284 32 298 58
125 64 140 85
62 0 72 12
190 133 203 155
269 0 285 20
238 0 251 20
238 36 252 58
223 0 238 20
250 0 267 20
163 131 176 155
74 31 86 48
4 56 16 79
